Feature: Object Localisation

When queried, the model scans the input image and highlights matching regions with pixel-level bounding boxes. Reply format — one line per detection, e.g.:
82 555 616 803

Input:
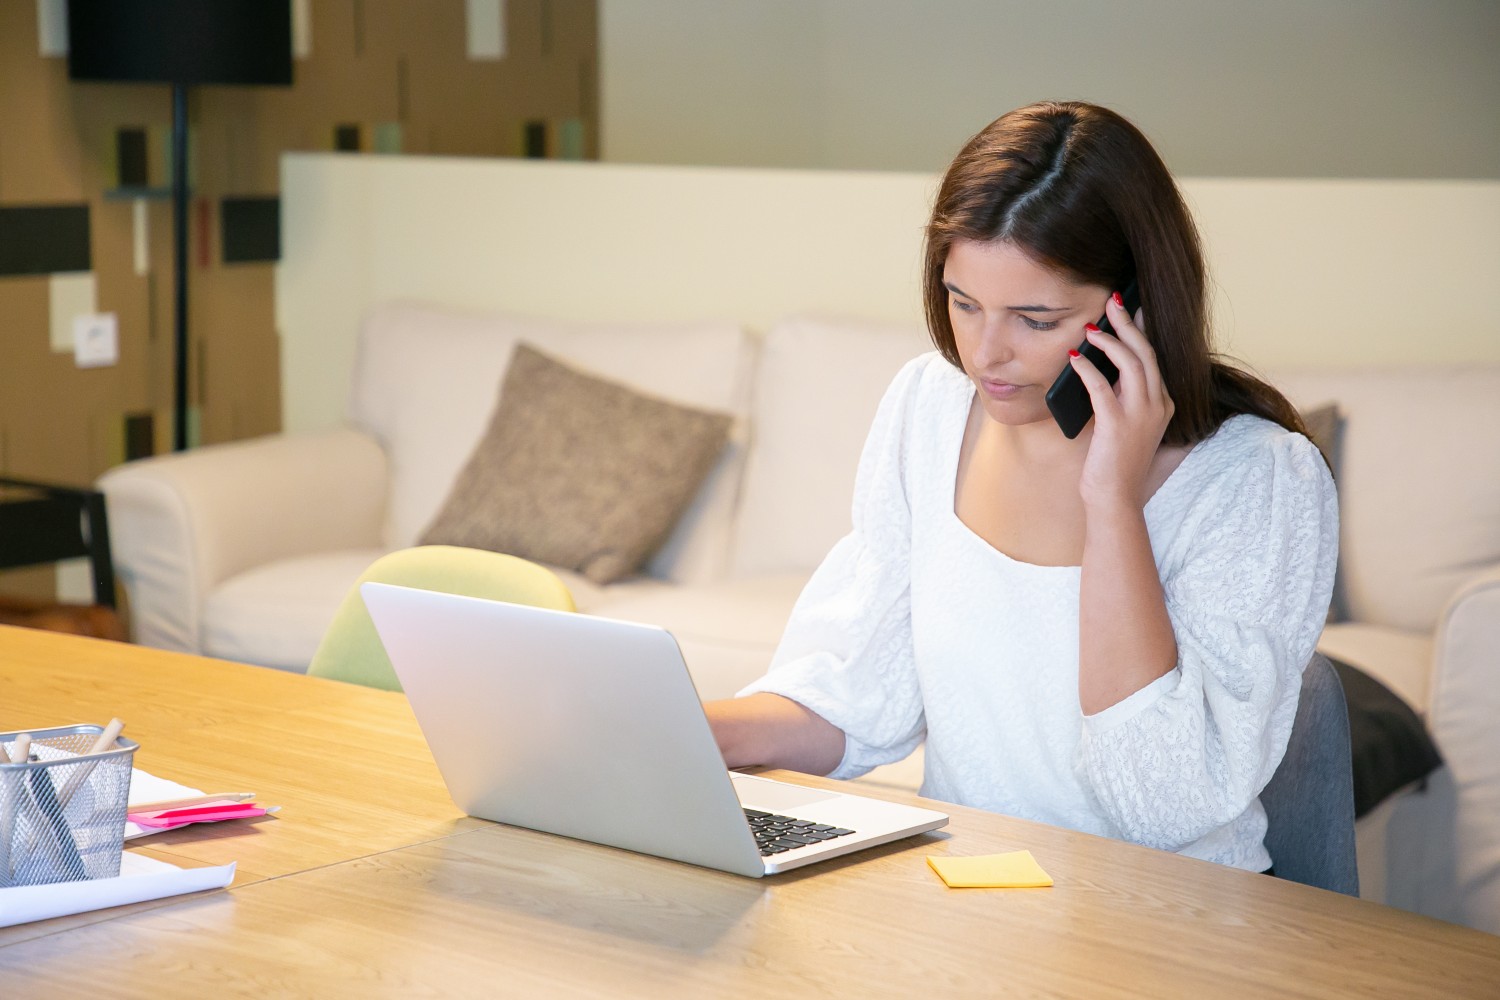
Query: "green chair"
307 545 576 691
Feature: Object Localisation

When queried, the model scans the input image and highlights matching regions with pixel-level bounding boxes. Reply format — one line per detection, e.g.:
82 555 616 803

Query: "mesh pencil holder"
0 725 138 889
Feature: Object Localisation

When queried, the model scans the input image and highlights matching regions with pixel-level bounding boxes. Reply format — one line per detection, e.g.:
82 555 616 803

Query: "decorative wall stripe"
124 412 156 462
373 123 403 154
116 128 150 188
558 119 585 160
524 121 547 158
132 198 150 276
36 0 68 57
0 204 91 276
292 0 313 58
195 198 212 268
466 0 506 60
48 272 97 353
220 197 281 264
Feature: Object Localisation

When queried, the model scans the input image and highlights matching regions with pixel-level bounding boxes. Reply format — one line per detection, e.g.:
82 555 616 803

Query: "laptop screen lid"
361 583 947 877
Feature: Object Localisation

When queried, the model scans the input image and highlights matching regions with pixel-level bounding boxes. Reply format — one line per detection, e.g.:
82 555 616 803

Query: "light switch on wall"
74 313 120 368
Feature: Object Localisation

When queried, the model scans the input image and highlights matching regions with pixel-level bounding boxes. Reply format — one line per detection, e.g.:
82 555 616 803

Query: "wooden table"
0 626 1495 998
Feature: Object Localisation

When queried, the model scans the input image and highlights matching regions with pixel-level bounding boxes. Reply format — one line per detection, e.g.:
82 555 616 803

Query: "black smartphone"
1044 277 1141 439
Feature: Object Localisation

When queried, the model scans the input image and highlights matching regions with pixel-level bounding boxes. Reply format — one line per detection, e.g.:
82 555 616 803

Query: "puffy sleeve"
736 357 931 778
1076 422 1339 852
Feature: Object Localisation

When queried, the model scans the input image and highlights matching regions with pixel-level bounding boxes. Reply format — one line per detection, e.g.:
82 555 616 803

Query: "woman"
705 101 1338 872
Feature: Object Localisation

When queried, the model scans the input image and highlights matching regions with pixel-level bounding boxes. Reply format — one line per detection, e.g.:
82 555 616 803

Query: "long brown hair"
923 101 1304 445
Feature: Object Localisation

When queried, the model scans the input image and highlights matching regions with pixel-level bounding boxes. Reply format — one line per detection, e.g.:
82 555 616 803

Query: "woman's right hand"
704 693 847 775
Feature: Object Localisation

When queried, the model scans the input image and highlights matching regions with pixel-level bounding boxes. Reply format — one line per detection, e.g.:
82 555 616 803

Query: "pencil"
129 792 256 813
0 733 30 885
55 718 125 809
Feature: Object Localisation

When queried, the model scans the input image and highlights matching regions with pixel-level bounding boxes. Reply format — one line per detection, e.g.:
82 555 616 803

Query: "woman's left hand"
1066 292 1175 510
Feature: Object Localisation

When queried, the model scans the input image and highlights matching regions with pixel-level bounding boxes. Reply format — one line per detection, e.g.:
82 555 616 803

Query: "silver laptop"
361 583 948 877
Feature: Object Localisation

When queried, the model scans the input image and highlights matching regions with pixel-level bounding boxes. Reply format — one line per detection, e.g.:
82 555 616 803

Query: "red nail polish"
1068 348 1082 358
1112 291 1124 307
1084 323 1101 334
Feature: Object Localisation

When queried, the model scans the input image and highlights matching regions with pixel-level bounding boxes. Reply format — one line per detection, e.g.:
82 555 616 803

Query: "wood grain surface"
0 625 1495 998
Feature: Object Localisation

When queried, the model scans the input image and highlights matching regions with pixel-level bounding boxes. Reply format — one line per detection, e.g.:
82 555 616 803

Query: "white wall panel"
277 154 1500 434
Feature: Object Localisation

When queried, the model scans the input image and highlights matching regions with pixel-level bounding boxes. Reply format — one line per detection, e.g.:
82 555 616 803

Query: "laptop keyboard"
744 808 855 856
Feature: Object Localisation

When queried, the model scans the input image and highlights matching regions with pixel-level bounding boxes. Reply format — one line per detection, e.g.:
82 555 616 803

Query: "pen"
26 751 89 882
129 792 256 813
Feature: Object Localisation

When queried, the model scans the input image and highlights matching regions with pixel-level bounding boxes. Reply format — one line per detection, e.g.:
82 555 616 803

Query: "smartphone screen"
1043 278 1140 439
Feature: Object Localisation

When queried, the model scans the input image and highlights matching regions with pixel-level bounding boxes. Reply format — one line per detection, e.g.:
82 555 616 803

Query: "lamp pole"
171 81 190 451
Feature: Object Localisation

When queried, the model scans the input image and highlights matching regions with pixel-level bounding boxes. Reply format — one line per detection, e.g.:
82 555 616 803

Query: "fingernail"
1068 348 1082 358
1084 324 1101 334
1112 291 1124 308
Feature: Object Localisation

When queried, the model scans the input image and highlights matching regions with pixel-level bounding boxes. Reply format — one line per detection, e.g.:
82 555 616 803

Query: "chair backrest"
307 545 576 691
1260 653 1360 895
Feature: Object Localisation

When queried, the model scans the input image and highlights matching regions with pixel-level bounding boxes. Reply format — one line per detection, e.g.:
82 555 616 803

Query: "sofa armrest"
97 428 388 654
1431 561 1500 736
1427 561 1500 931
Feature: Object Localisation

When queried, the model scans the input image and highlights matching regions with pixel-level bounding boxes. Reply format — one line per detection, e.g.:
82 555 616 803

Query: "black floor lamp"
67 0 293 452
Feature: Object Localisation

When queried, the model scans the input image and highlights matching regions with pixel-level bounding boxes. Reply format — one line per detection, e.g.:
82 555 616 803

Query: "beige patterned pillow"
420 343 733 585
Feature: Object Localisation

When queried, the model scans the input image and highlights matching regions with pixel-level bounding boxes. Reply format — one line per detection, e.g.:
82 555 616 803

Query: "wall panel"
0 0 597 603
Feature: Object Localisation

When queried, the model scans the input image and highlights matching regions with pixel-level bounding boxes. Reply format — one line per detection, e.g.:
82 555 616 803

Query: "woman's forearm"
1078 500 1178 716
704 692 847 775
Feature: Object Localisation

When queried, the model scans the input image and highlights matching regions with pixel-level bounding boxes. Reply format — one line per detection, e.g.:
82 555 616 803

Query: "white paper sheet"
0 852 235 928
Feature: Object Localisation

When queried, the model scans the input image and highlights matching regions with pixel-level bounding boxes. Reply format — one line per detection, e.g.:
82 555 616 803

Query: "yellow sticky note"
927 850 1054 888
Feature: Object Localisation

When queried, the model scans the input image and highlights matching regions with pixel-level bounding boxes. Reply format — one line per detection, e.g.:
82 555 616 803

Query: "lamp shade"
67 0 293 87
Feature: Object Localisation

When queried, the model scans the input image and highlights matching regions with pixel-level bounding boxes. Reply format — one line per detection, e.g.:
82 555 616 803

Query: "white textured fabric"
742 353 1339 871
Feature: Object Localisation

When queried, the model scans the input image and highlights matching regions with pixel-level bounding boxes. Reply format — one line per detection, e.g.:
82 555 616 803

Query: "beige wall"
277 155 1500 435
599 0 1500 179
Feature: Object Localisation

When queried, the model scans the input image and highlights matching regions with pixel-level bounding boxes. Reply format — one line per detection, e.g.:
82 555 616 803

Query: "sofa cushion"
420 344 733 585
731 316 931 578
1273 367 1500 632
346 303 755 585
1317 622 1433 716
590 573 809 701
203 548 388 672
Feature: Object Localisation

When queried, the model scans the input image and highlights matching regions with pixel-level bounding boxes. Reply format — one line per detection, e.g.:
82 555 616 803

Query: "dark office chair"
1260 653 1360 895
0 476 117 609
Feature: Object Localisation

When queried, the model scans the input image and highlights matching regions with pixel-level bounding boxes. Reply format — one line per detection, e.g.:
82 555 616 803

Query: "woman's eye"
1020 316 1060 331
951 298 978 314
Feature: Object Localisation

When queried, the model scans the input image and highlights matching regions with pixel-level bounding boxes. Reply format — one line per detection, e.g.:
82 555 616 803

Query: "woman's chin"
976 395 1049 427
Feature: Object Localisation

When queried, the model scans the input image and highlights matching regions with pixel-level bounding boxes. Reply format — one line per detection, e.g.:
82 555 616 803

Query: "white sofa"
98 301 1500 934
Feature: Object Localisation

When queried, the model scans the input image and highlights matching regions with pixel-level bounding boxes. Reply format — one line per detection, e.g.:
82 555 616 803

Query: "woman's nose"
972 323 1014 368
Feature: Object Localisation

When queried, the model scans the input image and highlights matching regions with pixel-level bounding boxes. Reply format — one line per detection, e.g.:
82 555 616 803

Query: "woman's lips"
980 378 1026 399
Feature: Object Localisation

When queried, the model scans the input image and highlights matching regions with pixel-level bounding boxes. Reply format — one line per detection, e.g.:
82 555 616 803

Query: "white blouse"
740 352 1339 871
